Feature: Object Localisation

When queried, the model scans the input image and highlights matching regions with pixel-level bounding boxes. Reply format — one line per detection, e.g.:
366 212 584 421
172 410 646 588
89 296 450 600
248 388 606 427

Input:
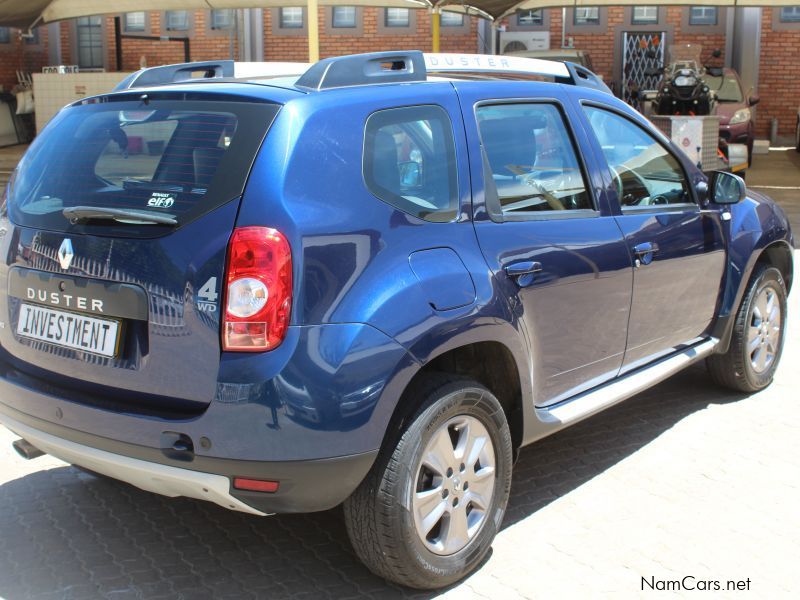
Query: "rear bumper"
0 399 377 513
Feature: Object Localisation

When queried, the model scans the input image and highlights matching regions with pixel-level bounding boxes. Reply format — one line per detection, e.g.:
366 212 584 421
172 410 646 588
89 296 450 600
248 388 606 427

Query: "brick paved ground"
0 152 798 599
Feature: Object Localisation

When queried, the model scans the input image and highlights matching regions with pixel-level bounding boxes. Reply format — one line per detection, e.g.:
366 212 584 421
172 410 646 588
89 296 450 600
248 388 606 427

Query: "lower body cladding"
1 406 378 515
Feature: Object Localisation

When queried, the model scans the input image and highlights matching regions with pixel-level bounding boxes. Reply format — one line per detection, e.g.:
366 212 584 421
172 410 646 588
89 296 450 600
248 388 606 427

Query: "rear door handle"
632 242 659 266
504 261 543 286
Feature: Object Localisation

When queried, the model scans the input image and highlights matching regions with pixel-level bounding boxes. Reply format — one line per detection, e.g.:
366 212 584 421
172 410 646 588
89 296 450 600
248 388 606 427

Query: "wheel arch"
378 339 529 457
714 238 793 353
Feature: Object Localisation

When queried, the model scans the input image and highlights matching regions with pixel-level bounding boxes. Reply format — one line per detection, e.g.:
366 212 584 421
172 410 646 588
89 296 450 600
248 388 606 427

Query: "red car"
706 68 759 164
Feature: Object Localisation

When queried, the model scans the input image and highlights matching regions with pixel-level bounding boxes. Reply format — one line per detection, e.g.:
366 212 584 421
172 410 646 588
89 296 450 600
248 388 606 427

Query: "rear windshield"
8 97 279 235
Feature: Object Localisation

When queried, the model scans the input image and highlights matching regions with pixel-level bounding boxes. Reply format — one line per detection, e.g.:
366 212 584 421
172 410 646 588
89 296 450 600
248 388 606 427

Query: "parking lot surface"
0 150 798 600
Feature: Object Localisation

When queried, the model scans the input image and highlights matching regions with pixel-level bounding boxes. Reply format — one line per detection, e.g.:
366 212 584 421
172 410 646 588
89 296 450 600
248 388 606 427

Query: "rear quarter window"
363 105 458 223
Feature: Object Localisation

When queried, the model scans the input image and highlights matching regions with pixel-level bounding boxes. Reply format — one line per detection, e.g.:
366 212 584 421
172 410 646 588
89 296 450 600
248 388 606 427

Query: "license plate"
16 303 121 357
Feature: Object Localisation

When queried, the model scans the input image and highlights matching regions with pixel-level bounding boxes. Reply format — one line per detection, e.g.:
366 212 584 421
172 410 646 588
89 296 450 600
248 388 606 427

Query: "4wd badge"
147 193 176 209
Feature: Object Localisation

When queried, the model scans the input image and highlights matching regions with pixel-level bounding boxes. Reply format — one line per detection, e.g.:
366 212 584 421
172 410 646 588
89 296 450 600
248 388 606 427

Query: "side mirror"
710 171 746 205
399 161 422 188
749 94 760 107
712 48 722 59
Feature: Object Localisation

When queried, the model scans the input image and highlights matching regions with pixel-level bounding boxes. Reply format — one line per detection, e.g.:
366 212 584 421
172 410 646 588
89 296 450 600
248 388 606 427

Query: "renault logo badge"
58 239 74 270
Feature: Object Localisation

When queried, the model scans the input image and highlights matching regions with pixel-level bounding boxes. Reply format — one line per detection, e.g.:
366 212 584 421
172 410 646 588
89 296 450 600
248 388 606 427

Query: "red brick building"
0 6 798 140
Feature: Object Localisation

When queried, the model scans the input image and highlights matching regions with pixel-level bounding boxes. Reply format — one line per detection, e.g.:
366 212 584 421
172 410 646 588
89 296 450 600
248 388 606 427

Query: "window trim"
162 10 193 32
272 7 306 35
122 11 149 35
473 98 600 223
688 6 719 26
682 7 726 34
325 6 364 35
506 8 549 31
631 6 660 25
362 104 460 223
0 26 12 45
773 6 800 31
207 9 237 36
580 100 699 213
565 7 607 34
377 8 416 34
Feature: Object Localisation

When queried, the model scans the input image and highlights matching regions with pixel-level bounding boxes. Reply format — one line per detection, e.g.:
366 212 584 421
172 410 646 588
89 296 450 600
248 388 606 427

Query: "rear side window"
9 98 279 235
363 105 458 223
477 103 593 216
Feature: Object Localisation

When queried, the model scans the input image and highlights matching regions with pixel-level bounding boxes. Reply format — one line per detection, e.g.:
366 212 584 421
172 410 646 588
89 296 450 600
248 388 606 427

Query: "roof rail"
112 52 611 95
295 51 611 94
114 60 310 91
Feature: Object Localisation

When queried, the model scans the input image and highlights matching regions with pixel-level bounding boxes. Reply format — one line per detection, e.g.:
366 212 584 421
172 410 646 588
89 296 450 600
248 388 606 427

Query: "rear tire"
343 376 513 589
707 264 787 392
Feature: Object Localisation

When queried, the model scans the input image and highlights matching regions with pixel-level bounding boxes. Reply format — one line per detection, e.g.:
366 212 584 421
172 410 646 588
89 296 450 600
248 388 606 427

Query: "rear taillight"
222 227 292 352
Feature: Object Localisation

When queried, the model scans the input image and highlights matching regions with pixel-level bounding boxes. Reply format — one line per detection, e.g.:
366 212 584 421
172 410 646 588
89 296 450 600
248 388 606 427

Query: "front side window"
632 7 658 25
332 7 357 28
477 103 592 216
211 9 235 30
517 9 544 26
385 8 410 28
780 7 800 22
123 12 146 33
584 107 692 208
165 10 190 31
574 7 600 25
440 12 464 27
689 7 719 26
280 7 304 29
364 105 458 222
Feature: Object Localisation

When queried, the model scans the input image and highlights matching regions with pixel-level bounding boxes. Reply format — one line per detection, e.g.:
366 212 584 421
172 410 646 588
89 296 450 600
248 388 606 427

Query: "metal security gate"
622 31 666 108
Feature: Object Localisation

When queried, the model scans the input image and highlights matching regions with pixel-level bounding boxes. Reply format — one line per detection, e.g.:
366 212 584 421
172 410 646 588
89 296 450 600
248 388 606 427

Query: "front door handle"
504 261 543 287
633 242 659 266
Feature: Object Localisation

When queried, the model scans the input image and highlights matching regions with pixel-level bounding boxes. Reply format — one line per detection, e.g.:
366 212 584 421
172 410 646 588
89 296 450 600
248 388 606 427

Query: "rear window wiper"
63 206 178 226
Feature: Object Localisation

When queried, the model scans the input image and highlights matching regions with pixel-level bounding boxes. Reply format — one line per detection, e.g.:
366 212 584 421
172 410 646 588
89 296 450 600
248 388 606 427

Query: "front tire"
707 265 788 392
344 376 513 589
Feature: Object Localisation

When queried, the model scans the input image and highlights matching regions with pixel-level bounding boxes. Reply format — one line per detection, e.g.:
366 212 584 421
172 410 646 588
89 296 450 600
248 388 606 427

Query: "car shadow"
0 364 748 600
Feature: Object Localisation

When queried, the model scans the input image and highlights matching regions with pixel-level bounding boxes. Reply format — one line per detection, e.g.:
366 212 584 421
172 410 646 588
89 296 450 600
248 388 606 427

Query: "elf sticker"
147 193 176 208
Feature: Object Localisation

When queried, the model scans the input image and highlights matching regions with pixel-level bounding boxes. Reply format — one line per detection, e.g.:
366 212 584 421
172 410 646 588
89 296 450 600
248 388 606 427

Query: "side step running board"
538 338 718 426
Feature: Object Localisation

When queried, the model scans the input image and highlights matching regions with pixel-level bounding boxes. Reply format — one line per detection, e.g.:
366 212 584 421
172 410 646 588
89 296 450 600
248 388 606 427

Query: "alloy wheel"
412 415 496 556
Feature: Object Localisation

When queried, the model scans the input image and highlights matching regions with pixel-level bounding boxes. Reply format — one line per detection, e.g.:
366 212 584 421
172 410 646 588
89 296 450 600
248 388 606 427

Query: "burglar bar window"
211 9 235 30
123 12 146 33
517 9 544 26
780 7 800 22
441 12 464 27
385 8 410 27
165 11 190 31
632 7 658 25
280 7 304 29
0 27 9 44
332 7 357 28
574 7 600 25
689 7 718 26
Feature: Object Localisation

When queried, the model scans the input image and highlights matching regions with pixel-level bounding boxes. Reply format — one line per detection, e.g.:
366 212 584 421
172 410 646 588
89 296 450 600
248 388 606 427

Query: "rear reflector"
233 477 280 493
222 227 292 351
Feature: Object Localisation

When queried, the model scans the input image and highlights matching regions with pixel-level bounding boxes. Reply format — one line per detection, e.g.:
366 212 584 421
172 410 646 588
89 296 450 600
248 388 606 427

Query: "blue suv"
0 52 793 588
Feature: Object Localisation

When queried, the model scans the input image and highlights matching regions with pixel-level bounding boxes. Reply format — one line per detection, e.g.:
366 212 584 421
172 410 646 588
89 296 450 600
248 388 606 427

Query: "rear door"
0 94 280 413
455 82 633 406
579 102 726 370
